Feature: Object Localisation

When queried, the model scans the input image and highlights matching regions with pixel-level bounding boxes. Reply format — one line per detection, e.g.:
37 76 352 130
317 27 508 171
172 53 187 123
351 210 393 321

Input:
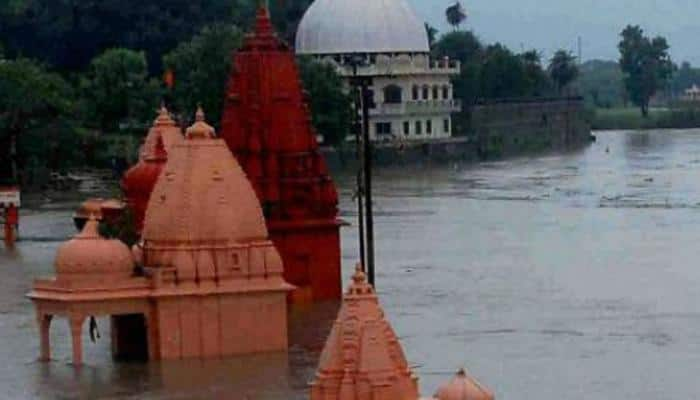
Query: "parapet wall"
471 96 592 159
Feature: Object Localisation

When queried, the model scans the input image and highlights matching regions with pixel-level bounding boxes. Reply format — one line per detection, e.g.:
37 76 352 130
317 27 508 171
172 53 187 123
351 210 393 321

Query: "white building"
295 0 461 142
682 85 700 102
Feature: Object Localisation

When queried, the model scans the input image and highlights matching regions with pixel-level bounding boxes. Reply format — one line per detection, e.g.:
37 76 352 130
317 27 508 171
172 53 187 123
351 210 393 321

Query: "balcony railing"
323 55 461 77
371 99 462 116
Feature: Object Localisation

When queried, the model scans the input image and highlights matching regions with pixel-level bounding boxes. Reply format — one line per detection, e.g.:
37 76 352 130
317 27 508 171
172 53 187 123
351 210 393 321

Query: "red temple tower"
220 7 343 302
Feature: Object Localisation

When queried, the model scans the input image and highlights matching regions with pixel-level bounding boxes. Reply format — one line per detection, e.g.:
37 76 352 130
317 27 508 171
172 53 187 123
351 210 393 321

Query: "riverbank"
591 106 700 130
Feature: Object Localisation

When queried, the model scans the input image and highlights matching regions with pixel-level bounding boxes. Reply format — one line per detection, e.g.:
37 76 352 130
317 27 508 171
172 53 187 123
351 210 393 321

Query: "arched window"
412 85 419 100
384 85 403 104
432 86 439 100
422 85 430 100
443 85 450 99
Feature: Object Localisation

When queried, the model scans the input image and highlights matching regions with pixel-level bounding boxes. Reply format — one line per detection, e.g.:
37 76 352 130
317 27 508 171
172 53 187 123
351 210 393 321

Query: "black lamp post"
348 54 376 286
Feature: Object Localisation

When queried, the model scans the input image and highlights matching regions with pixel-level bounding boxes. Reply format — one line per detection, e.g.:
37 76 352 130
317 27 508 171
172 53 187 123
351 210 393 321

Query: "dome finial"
155 103 176 127
347 262 373 295
186 106 215 139
76 213 101 240
352 263 366 284
434 368 495 400
195 105 205 122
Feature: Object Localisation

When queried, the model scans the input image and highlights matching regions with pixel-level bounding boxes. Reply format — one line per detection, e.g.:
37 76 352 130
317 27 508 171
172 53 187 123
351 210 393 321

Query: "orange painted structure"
310 265 421 400
29 110 294 366
122 107 183 233
0 186 20 245
220 7 343 303
310 265 495 400
433 369 495 400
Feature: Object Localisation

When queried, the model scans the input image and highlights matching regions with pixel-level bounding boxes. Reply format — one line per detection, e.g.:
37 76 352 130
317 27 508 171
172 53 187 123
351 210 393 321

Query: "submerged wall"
323 97 593 168
471 96 593 159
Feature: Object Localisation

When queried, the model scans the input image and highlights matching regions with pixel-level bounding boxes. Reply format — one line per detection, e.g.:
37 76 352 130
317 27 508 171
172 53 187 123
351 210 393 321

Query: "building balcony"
370 99 462 117
321 54 460 77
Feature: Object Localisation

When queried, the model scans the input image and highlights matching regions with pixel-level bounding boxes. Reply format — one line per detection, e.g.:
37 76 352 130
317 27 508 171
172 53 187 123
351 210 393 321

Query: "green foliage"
163 24 243 126
425 24 439 48
81 49 162 132
548 50 579 94
575 60 626 108
0 0 257 73
521 50 551 97
297 57 353 146
0 58 80 183
618 25 674 116
445 1 467 30
269 0 313 44
432 31 556 135
432 31 482 64
479 44 530 98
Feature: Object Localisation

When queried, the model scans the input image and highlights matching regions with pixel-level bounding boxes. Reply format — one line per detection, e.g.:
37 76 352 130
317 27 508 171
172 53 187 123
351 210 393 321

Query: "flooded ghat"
3 129 700 399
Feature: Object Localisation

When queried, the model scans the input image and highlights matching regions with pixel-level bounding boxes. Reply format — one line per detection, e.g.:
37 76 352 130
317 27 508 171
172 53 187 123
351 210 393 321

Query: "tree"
479 44 530 99
163 24 243 127
446 1 467 30
425 23 439 49
575 60 626 108
0 0 257 74
269 0 313 44
297 57 353 146
81 49 161 132
548 50 579 94
432 31 482 64
0 59 77 184
618 25 673 116
521 50 552 97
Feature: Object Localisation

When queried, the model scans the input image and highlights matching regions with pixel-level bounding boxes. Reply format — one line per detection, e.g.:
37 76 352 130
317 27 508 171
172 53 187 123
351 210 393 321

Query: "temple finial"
195 105 205 122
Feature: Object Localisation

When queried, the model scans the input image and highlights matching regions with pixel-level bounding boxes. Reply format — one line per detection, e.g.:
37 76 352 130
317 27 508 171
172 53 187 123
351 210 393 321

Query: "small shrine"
310 265 495 400
122 106 183 233
29 109 293 366
0 185 20 245
220 7 343 302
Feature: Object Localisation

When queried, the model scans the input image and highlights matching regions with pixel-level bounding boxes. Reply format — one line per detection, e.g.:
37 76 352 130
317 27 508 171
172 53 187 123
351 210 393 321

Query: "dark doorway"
111 314 149 362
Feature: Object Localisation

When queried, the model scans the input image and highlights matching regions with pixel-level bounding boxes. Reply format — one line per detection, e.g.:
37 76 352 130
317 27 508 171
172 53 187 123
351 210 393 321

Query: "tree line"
1 0 684 185
577 25 700 120
0 0 347 185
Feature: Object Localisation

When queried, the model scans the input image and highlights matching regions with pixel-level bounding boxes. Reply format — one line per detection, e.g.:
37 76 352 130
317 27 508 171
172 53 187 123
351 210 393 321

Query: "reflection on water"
3 130 700 399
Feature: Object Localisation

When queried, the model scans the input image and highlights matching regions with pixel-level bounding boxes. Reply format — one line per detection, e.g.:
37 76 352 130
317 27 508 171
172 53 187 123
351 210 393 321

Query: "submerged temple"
220 7 343 302
29 109 293 365
310 265 495 400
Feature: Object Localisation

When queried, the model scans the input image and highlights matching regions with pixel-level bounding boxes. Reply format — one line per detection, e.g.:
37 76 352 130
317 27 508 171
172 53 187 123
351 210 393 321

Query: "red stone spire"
220 5 342 302
243 6 283 51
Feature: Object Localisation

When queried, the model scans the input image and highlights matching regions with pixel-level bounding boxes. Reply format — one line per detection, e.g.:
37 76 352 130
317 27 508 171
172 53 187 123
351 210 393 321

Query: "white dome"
295 0 430 55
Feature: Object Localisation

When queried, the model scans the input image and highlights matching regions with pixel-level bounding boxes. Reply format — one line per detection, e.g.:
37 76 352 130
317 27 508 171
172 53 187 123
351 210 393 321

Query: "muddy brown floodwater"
3 129 700 399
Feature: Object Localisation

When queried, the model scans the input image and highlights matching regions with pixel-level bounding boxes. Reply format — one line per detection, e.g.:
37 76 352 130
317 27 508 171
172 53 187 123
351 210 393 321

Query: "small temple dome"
142 108 268 244
185 107 216 139
55 217 135 281
434 369 495 400
295 0 430 55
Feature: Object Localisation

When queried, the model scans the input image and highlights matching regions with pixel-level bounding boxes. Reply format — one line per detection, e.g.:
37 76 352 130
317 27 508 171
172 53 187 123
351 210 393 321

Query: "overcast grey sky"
410 0 700 64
